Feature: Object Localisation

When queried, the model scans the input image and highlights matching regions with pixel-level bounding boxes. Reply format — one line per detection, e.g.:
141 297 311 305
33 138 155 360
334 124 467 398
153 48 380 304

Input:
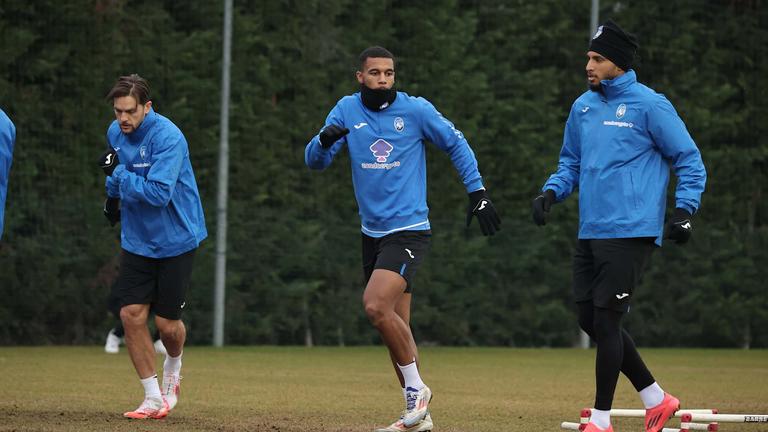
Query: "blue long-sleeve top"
0 109 15 240
305 92 484 237
543 71 706 245
106 108 207 257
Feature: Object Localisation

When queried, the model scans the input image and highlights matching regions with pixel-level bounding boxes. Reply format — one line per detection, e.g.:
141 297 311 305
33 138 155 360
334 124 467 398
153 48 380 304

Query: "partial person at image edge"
0 108 16 242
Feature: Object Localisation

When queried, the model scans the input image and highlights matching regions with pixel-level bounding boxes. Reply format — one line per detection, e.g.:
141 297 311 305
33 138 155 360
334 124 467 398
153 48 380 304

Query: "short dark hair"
106 74 151 104
358 46 395 70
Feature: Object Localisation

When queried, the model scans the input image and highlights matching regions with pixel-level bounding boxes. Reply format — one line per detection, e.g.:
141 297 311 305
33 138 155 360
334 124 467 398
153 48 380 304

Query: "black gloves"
97 148 120 176
98 146 121 225
103 197 121 227
664 208 693 244
466 189 501 236
532 189 556 226
319 125 349 149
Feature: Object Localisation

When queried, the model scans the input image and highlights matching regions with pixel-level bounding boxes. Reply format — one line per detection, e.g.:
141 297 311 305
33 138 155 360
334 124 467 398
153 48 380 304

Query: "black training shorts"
115 248 196 320
572 238 655 312
362 230 431 293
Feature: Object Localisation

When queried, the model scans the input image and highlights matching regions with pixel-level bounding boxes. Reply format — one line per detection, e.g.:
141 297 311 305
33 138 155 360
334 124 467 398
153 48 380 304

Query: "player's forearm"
116 171 175 207
304 137 333 170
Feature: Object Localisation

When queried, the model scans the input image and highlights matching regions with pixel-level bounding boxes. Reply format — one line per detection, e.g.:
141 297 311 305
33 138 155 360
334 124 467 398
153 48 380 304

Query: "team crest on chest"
616 104 627 119
394 117 405 132
139 145 148 159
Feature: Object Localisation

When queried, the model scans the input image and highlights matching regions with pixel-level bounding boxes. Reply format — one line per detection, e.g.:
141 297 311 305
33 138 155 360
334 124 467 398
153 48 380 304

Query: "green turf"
0 347 766 431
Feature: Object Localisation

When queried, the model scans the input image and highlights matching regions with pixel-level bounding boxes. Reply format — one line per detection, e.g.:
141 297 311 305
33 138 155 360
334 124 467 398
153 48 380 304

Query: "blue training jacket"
305 92 484 237
0 109 15 241
106 108 207 258
543 70 706 245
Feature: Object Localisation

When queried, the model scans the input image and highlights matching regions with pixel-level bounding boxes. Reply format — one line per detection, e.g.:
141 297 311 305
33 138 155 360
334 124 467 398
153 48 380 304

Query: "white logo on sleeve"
582 106 590 113
354 122 368 129
405 248 414 259
180 302 186 309
616 293 629 300
105 154 113 165
681 222 691 230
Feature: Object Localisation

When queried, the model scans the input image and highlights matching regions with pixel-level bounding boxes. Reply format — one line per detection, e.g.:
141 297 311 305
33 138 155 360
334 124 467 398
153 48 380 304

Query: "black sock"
113 321 125 338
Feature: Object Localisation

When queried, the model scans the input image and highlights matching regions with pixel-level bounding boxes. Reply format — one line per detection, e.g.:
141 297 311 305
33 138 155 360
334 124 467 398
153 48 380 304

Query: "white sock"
397 360 426 391
591 408 611 430
164 352 182 375
140 375 162 399
639 382 665 409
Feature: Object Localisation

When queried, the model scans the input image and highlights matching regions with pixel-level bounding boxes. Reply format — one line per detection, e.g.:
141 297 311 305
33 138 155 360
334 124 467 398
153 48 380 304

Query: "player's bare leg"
156 316 185 410
156 316 185 357
375 292 434 431
389 293 419 387
121 304 156 378
364 270 431 427
121 304 168 419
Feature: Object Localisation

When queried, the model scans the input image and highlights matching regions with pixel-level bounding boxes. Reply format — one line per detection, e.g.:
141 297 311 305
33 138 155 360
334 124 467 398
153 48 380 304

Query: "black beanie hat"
588 19 639 71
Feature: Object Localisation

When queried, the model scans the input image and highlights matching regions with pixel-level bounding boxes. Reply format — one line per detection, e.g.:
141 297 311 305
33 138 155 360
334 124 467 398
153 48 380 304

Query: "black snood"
360 85 397 111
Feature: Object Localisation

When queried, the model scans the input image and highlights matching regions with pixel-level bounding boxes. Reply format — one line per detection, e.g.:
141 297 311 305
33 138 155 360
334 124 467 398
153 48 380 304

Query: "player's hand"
664 208 692 244
103 197 120 227
319 125 349 149
97 148 120 176
532 189 556 226
466 189 501 236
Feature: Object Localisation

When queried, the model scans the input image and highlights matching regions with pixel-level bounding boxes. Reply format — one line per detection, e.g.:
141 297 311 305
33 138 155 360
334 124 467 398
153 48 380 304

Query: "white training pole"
611 409 718 417
687 413 768 423
581 408 717 421
680 414 718 432
562 421 715 432
585 410 767 423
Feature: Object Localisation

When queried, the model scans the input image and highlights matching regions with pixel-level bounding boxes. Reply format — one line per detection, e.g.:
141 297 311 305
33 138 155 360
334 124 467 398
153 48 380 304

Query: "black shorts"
362 230 431 293
572 238 654 312
114 248 196 320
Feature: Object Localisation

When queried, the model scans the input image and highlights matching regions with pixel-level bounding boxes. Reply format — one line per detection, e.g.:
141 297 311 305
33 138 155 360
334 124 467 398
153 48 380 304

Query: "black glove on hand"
532 189 556 226
319 125 349 149
466 189 501 236
103 197 121 227
97 148 120 176
664 208 693 244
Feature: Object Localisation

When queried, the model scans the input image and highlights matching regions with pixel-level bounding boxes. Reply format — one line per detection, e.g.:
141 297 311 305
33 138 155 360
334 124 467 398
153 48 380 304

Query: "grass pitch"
0 347 766 431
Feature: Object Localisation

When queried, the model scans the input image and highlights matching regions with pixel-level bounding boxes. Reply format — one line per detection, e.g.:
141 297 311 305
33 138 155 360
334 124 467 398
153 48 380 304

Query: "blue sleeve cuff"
675 200 697 216
542 184 563 201
465 180 484 194
106 165 126 198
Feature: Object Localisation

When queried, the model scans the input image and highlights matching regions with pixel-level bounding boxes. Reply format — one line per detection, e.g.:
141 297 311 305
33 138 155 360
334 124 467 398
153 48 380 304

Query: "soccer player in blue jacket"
306 46 501 431
0 108 15 242
532 21 706 432
97 74 207 420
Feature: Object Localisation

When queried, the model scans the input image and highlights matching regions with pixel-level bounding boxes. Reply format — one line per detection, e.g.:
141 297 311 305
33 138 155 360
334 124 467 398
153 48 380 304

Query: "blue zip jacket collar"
599 70 636 100
125 108 158 142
